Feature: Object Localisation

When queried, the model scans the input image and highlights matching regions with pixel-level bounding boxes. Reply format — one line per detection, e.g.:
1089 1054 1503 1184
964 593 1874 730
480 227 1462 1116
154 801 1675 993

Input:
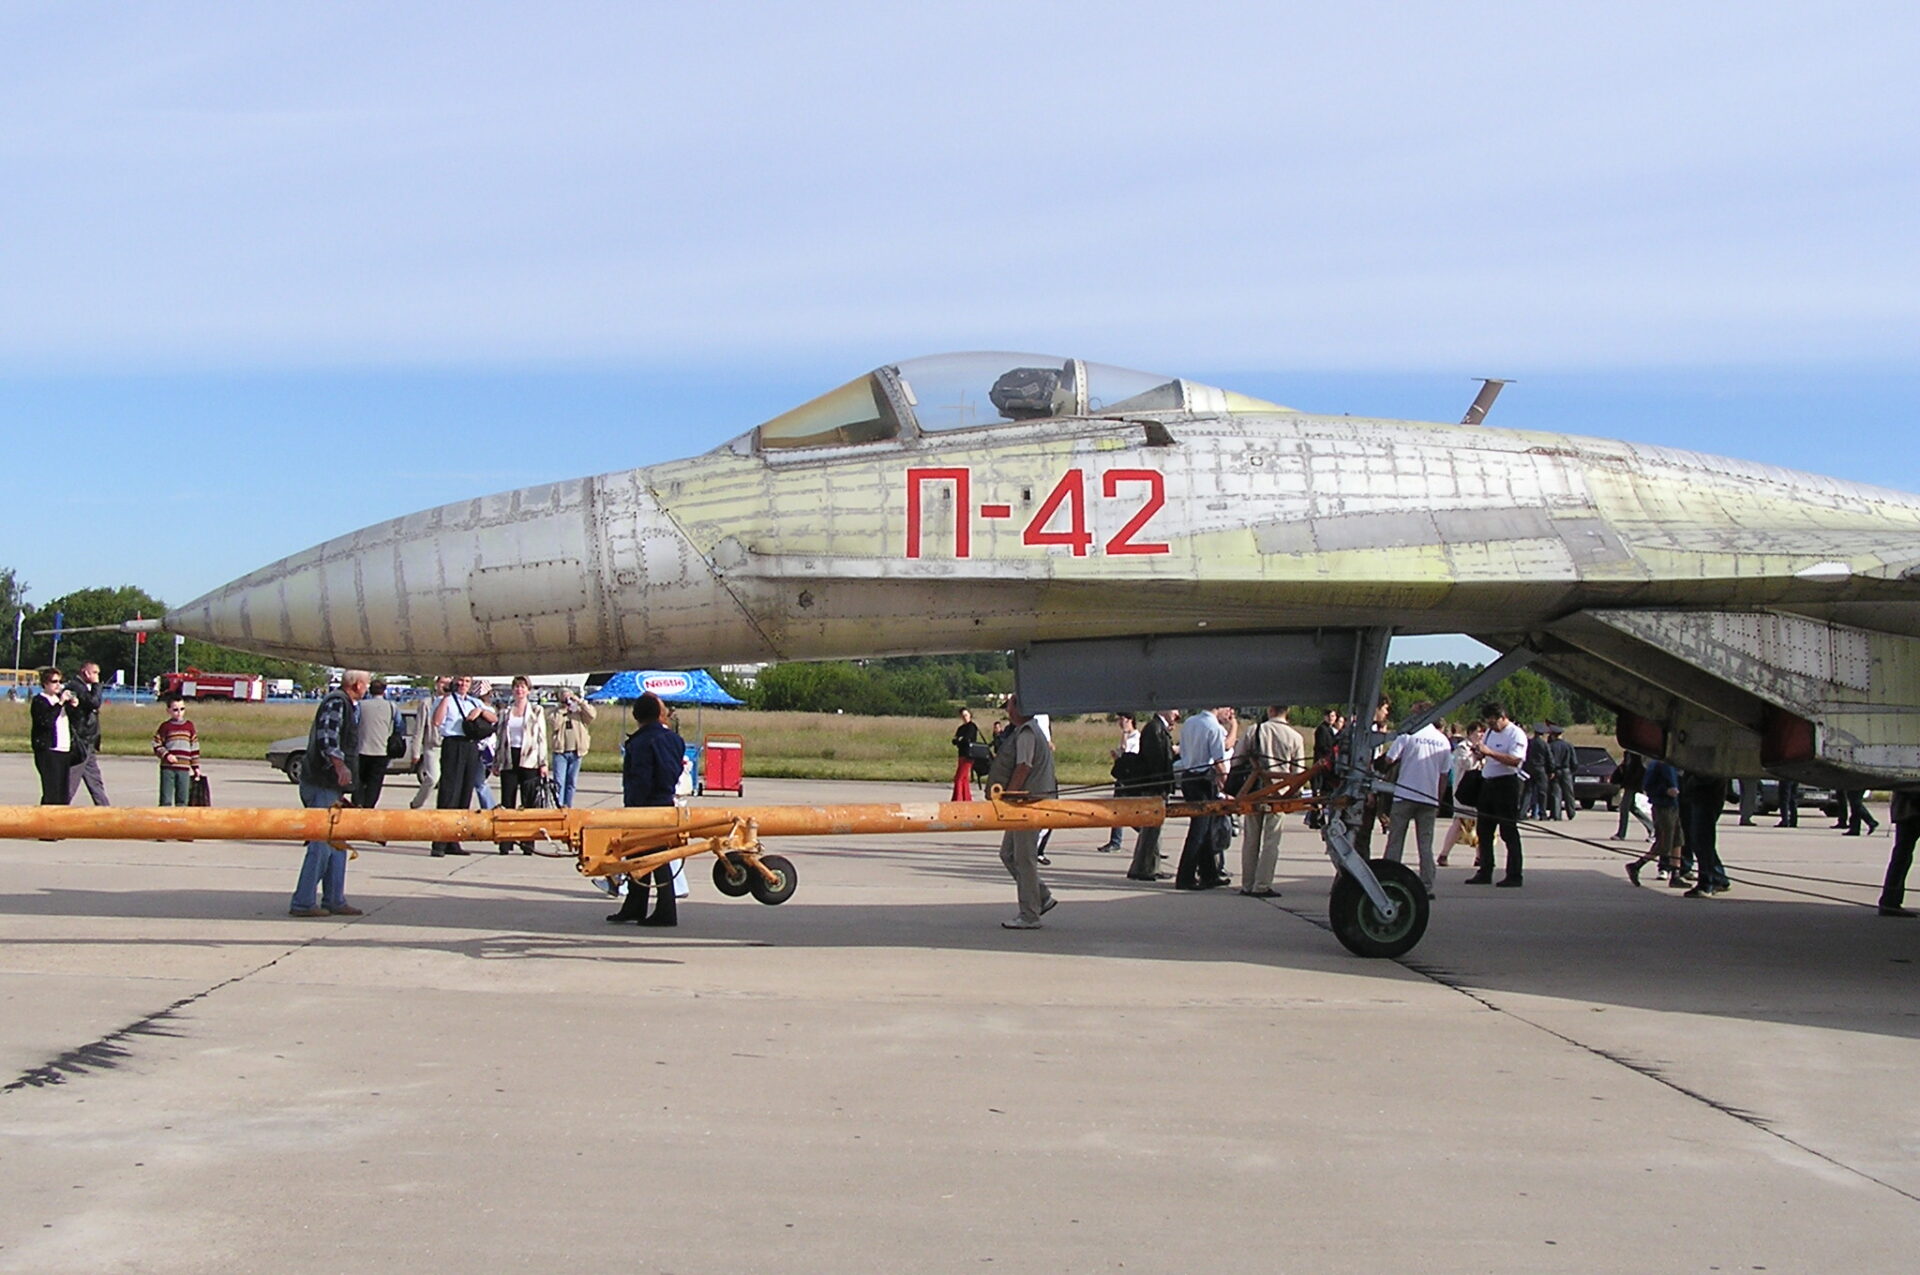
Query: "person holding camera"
430 673 496 857
548 688 597 807
29 667 80 805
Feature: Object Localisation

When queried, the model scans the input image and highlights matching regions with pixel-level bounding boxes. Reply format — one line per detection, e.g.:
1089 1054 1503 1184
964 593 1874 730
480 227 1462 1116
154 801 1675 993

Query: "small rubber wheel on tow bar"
1328 858 1430 958
712 856 754 897
747 854 798 905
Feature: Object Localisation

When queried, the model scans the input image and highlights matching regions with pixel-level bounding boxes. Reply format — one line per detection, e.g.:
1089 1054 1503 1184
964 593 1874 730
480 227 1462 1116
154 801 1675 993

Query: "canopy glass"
753 352 1284 451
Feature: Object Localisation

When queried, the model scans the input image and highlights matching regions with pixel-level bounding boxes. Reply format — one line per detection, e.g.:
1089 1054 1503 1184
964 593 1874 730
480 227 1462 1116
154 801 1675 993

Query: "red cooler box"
702 733 744 796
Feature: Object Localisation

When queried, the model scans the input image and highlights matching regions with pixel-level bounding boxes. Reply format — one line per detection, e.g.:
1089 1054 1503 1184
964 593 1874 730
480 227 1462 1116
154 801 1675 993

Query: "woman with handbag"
430 673 495 857
492 676 550 854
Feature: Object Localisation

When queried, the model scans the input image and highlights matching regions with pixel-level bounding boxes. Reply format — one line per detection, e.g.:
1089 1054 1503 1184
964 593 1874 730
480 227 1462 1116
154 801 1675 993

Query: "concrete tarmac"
3 756 1919 1272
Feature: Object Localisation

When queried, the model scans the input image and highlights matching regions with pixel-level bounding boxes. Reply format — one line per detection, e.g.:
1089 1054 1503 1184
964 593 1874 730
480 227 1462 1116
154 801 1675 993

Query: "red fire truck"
155 669 267 702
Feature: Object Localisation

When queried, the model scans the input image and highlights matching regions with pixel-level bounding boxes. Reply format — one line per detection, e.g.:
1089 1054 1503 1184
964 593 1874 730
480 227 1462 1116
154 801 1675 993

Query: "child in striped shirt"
152 696 201 805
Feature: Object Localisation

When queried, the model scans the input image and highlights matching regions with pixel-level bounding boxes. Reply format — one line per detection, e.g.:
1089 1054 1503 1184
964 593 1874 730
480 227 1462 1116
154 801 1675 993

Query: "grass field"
0 700 1148 788
0 699 1618 788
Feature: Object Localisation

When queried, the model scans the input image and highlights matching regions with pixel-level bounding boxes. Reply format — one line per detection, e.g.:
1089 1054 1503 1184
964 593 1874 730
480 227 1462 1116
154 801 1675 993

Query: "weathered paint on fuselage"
647 410 1920 658
166 407 1920 673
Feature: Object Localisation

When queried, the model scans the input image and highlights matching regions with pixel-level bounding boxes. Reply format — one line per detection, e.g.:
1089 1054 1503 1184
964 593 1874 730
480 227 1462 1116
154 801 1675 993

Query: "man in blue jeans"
290 671 370 918
1174 704 1231 890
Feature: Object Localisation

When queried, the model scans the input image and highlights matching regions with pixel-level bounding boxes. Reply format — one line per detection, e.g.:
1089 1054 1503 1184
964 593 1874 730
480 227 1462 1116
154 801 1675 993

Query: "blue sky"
3 2 1916 668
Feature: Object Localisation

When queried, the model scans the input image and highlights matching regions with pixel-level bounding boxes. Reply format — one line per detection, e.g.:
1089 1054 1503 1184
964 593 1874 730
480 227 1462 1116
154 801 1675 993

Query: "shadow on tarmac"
7 847 1920 1042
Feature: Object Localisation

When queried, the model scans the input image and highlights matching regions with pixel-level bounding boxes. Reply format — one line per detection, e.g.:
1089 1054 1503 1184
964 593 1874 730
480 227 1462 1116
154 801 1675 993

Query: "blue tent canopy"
587 669 744 706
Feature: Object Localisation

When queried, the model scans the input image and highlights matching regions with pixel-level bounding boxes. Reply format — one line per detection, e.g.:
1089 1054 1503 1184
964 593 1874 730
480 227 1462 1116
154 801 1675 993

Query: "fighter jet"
165 351 1920 788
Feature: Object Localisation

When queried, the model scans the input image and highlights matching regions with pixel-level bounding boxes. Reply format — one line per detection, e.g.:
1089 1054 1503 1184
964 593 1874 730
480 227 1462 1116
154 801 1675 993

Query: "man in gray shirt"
988 693 1058 930
355 679 398 808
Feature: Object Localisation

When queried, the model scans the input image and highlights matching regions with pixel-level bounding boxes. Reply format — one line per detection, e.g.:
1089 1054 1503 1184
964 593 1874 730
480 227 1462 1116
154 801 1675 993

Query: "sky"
3 2 1916 668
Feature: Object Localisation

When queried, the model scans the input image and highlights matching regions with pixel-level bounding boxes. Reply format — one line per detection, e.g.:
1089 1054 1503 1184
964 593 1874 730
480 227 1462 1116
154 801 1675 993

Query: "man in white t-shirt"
1382 702 1452 894
1465 702 1528 887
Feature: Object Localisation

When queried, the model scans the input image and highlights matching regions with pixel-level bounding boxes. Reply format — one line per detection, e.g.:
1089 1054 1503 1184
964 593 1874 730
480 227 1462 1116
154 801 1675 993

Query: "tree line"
725 651 1612 731
4 570 326 688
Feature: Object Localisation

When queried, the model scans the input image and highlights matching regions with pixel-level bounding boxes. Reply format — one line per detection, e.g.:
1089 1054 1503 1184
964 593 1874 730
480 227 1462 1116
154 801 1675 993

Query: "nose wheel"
1328 858 1429 958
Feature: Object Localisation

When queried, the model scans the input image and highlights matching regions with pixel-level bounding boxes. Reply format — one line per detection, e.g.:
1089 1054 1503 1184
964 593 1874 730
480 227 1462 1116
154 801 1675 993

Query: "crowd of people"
16 665 1920 929
289 671 606 916
952 695 1920 929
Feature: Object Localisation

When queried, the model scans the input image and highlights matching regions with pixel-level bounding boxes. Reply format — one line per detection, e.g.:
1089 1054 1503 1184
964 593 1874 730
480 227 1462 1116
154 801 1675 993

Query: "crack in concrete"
1266 894 1920 1203
2 909 382 1093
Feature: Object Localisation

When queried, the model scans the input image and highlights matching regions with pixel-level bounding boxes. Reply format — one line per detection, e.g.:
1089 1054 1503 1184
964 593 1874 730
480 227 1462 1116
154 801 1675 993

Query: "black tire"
1328 858 1430 959
283 751 304 783
748 854 798 905
1580 798 1594 810
712 856 754 897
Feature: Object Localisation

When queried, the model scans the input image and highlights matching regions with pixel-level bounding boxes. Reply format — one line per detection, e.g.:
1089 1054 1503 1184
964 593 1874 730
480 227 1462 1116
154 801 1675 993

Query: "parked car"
266 706 422 783
1572 746 1621 809
1733 778 1843 818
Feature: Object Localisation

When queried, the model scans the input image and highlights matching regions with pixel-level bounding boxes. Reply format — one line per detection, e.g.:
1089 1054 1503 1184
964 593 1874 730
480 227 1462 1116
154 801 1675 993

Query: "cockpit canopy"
754 352 1286 451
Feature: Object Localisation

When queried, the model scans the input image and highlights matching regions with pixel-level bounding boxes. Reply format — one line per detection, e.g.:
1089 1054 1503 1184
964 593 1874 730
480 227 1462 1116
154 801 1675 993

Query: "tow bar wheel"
1328 858 1430 958
712 856 755 897
748 854 798 905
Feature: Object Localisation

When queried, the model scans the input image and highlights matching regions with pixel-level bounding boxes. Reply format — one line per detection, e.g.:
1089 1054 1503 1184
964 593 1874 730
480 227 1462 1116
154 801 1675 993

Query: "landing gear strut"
1320 627 1432 958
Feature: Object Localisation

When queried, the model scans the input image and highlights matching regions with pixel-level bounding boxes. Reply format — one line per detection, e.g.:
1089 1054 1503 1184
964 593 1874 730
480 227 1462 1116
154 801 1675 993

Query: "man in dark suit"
65 660 111 805
1126 708 1179 881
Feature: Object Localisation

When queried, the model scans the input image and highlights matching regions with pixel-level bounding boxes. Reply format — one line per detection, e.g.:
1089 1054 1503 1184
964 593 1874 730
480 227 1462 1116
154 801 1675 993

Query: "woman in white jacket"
493 676 551 854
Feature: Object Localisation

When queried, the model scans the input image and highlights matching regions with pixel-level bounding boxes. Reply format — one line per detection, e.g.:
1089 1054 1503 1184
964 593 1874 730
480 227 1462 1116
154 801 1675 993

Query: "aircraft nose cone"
167 471 767 673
